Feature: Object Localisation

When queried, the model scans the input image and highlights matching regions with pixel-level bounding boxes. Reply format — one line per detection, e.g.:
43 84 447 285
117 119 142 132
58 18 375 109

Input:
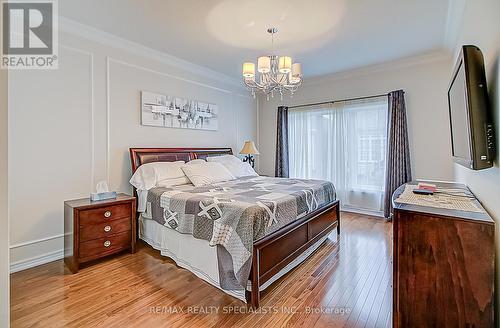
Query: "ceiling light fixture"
242 28 303 100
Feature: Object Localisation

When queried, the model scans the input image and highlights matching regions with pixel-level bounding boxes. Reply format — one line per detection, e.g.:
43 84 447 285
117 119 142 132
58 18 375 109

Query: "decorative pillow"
206 155 258 178
129 161 189 190
186 159 206 165
181 162 236 187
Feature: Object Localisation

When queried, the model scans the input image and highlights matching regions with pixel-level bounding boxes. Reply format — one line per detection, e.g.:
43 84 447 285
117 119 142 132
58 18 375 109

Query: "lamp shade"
239 141 260 155
291 62 302 77
278 56 292 73
242 62 255 78
257 56 271 73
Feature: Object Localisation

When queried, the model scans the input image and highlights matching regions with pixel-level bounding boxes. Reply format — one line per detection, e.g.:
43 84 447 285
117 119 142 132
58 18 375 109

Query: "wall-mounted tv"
448 45 495 170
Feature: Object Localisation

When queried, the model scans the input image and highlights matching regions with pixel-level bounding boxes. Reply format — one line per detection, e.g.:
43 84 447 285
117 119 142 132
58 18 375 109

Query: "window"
289 97 388 214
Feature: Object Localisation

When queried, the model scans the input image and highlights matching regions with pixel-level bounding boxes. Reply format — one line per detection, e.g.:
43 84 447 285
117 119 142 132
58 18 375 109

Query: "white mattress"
139 215 334 303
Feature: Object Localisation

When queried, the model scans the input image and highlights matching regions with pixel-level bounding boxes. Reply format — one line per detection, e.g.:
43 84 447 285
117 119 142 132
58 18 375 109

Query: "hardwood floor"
10 212 392 328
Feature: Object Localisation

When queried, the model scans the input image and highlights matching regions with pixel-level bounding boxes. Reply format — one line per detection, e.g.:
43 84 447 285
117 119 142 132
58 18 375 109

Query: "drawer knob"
104 225 112 232
104 211 112 218
104 240 111 247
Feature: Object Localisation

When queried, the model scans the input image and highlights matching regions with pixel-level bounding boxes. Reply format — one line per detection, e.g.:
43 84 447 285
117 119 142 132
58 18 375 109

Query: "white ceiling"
60 0 452 79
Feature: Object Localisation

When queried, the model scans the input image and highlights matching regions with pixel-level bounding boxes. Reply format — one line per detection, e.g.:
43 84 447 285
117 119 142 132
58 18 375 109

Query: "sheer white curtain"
289 97 388 214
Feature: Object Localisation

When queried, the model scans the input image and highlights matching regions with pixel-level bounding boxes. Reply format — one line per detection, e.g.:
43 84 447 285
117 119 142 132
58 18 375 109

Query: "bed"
129 147 340 307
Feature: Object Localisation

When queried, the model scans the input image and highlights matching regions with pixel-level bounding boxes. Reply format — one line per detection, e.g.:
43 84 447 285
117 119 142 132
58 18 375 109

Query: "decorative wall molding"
106 56 110 183
89 53 95 191
255 99 261 172
108 57 234 94
104 56 248 183
9 233 65 249
60 44 95 191
59 16 242 89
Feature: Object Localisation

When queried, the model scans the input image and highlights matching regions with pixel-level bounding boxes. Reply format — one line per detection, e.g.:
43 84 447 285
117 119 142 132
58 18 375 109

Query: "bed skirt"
139 215 334 303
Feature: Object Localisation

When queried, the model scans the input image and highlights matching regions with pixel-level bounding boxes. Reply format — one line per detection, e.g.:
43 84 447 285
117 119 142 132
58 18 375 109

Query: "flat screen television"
448 45 495 170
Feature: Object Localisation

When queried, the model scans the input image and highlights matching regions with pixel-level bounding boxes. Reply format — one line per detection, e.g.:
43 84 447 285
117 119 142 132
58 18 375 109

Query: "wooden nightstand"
64 193 136 273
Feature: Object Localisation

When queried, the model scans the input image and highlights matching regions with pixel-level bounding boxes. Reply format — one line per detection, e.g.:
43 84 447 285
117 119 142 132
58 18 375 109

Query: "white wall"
448 0 500 322
1 40 10 327
257 51 454 182
8 20 257 271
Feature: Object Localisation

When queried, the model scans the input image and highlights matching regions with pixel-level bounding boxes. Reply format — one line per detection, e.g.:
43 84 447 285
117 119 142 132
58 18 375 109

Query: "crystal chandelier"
242 28 303 100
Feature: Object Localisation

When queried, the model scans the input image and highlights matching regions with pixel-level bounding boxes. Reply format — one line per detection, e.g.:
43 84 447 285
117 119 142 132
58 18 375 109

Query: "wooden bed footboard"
247 200 340 307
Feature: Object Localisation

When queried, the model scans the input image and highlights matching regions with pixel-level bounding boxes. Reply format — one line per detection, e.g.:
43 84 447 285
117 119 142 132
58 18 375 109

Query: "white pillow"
206 155 258 178
156 176 192 188
181 162 236 187
130 161 189 190
206 154 238 163
186 159 206 165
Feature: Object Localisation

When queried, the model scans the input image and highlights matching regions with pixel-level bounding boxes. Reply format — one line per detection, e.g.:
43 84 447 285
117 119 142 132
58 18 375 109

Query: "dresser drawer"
79 217 131 242
79 203 131 225
79 231 131 260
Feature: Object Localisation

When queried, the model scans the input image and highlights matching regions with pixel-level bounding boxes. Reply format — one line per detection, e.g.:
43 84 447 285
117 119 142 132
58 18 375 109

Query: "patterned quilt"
144 176 336 291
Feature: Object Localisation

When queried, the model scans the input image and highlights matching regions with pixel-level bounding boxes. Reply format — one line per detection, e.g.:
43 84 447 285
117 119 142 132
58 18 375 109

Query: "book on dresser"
64 193 136 273
392 181 494 328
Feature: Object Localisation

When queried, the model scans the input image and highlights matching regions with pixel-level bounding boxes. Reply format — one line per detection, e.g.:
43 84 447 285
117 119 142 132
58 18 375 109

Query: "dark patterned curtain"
275 106 289 178
384 90 412 218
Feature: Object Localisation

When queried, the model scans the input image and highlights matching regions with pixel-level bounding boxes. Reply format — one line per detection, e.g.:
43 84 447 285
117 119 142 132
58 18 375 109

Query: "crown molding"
304 49 452 86
58 16 243 89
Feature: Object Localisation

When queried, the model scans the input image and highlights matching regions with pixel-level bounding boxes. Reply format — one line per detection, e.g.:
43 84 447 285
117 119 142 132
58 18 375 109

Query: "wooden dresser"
392 182 494 328
64 194 136 273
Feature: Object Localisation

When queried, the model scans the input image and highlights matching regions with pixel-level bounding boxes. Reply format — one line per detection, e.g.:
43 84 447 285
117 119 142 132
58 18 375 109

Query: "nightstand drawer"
79 231 131 260
79 203 131 225
79 217 131 242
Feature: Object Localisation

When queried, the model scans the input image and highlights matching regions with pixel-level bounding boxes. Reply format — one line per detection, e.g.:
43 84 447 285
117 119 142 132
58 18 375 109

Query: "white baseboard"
341 206 385 218
10 249 63 274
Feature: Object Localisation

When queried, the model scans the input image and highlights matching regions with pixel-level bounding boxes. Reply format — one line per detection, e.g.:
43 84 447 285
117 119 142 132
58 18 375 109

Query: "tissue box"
90 191 117 201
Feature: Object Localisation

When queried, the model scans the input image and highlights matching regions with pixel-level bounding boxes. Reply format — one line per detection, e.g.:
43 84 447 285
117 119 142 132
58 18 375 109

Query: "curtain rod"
288 92 391 109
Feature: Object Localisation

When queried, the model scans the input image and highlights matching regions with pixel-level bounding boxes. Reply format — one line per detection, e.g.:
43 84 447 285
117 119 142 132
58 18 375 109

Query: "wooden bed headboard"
129 147 233 173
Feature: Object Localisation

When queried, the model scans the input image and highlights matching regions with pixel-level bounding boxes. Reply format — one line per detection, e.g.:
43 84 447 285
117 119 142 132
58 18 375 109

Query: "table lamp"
239 141 259 168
